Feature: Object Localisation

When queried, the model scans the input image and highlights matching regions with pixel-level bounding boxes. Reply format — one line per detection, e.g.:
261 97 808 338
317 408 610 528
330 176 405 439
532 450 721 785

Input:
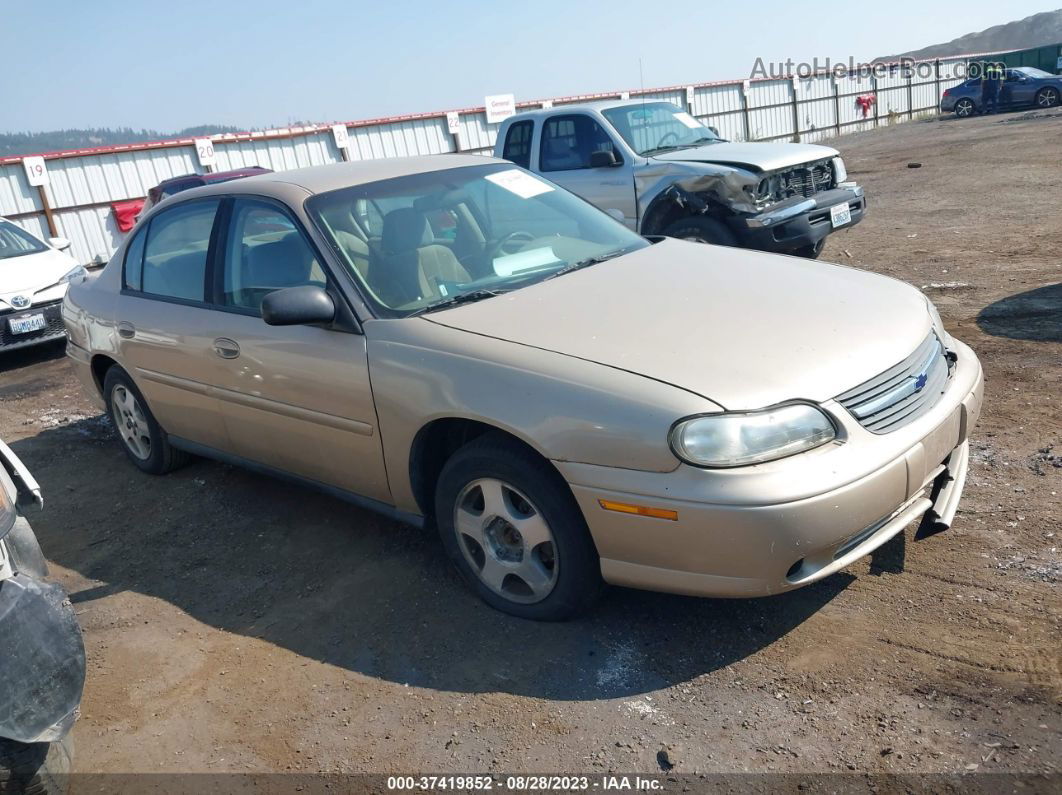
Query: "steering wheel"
489 231 535 259
656 131 680 148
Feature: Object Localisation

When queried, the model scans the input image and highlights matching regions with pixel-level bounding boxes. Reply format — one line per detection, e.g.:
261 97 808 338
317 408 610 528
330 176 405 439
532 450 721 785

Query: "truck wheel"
0 736 72 795
435 433 602 621
793 239 826 259
103 367 189 475
662 216 737 246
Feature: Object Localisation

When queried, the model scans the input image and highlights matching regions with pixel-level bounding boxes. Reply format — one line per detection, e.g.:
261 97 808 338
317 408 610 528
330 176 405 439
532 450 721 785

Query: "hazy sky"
2 1 1055 132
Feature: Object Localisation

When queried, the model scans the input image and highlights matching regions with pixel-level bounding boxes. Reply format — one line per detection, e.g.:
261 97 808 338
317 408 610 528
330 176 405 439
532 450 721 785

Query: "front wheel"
0 736 71 795
435 434 602 621
1035 87 1060 109
661 216 737 247
793 239 826 259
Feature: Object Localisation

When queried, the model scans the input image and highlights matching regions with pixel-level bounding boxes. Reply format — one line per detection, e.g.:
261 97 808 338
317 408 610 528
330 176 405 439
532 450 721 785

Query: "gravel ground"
0 108 1058 786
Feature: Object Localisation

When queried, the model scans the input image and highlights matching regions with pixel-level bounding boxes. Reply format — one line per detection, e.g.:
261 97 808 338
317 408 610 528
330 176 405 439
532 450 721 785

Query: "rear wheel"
0 736 71 795
435 434 602 621
1035 87 1059 109
662 216 737 246
954 98 976 118
103 367 188 475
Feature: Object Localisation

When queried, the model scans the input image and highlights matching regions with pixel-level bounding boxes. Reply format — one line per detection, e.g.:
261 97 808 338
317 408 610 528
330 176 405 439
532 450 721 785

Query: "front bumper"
0 299 66 353
731 185 866 254
558 339 983 598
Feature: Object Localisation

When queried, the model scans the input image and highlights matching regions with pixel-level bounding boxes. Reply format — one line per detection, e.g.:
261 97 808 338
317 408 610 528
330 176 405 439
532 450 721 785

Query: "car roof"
511 98 680 120
167 154 507 202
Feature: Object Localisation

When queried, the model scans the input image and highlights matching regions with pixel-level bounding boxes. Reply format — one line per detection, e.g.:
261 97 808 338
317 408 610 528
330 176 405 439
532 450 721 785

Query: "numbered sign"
194 138 217 168
685 86 695 107
619 91 630 100
484 94 516 124
331 124 350 149
446 112 461 135
541 100 553 110
23 156 48 187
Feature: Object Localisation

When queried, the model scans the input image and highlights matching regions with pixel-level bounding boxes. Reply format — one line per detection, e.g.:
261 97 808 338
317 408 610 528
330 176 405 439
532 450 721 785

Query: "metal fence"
1 53 985 266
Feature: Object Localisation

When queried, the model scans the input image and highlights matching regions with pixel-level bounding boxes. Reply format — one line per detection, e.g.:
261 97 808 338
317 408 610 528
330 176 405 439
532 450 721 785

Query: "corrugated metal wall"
1 54 976 266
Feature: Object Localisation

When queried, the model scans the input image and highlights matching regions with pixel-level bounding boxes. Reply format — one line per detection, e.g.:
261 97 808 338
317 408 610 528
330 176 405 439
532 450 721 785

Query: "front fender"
635 162 760 233
365 320 720 514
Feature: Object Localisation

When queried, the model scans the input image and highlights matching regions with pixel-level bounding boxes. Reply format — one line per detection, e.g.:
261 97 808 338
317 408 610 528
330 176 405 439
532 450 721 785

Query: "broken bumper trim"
733 185 866 253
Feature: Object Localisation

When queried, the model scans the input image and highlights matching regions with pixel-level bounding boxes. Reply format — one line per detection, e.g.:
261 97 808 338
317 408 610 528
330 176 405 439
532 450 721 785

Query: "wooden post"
872 75 880 128
790 77 801 142
740 81 751 141
37 184 58 238
833 77 842 137
906 65 914 119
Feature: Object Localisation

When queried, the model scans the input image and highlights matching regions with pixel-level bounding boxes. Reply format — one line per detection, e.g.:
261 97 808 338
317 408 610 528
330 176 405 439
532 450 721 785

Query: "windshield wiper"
410 288 507 316
544 248 633 281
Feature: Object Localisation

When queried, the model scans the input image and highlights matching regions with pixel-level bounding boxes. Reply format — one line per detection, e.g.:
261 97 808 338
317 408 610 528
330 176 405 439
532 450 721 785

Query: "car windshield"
0 220 49 261
307 163 649 317
602 102 722 156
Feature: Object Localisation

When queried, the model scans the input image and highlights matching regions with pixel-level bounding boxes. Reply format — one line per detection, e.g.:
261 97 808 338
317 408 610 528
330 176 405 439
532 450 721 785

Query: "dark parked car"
941 67 1062 117
141 166 272 215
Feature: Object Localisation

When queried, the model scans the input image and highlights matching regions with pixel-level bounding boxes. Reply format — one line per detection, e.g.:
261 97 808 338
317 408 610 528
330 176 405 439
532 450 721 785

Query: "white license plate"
9 313 46 335
830 202 852 228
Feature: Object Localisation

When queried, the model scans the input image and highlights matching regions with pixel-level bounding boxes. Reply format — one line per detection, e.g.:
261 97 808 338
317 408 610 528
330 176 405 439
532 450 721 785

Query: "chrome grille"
836 334 951 434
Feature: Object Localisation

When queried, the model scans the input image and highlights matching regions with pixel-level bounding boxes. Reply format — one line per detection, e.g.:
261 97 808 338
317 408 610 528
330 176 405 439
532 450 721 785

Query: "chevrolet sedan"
62 156 983 620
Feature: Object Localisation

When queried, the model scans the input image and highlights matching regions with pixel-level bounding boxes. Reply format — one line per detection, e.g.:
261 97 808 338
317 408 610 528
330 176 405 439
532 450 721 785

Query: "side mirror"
261 285 335 326
48 237 71 251
589 149 620 168
708 126 720 137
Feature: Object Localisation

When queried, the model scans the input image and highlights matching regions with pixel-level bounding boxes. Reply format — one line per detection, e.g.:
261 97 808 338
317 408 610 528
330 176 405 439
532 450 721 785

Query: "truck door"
534 114 638 230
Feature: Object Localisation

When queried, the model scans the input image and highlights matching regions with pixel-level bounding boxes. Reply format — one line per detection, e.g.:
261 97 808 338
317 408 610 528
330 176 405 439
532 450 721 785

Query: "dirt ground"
1 109 1059 785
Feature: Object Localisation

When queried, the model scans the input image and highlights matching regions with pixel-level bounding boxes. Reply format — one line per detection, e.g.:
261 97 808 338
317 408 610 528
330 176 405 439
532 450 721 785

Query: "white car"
0 219 86 353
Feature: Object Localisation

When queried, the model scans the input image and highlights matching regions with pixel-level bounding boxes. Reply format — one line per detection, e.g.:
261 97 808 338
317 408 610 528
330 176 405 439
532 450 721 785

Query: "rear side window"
140 200 219 302
122 227 147 290
501 120 534 169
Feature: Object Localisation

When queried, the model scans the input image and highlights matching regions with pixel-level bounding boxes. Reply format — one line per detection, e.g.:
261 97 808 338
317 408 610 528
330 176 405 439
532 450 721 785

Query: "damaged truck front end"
1 439 85 790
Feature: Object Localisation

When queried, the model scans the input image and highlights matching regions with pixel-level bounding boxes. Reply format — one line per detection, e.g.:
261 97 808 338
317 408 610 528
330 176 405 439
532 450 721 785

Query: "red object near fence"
111 199 145 233
855 94 876 118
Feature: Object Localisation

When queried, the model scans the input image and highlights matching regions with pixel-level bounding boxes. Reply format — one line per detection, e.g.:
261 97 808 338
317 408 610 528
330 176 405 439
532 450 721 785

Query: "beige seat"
375 207 471 305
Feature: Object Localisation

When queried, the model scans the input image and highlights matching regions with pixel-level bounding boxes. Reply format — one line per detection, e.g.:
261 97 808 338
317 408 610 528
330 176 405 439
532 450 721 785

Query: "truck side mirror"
589 150 620 168
708 126 720 137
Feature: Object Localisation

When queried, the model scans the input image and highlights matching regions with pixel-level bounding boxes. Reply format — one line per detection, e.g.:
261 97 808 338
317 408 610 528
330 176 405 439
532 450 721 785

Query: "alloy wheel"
955 99 975 118
111 385 151 460
1037 88 1059 108
453 478 559 604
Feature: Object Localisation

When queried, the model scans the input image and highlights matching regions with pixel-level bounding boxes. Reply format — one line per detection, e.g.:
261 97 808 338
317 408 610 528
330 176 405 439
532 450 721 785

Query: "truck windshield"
602 102 722 156
307 164 648 318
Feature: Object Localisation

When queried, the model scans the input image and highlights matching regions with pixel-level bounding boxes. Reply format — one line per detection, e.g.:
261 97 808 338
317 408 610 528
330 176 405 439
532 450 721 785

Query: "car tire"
1035 87 1060 109
434 433 602 621
662 216 738 246
793 239 826 259
954 98 976 118
103 366 189 475
0 736 71 795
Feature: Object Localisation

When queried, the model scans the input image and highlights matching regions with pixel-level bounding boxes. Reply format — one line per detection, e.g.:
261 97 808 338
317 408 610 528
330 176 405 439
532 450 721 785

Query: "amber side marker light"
598 499 678 521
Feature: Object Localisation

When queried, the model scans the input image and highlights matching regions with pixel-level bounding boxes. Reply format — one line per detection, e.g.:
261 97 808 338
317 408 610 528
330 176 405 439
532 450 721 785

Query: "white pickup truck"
494 100 865 258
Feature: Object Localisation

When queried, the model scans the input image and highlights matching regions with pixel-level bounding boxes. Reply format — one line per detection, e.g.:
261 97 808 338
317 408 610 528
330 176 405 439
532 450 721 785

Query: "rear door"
115 199 230 449
534 113 637 229
205 197 390 503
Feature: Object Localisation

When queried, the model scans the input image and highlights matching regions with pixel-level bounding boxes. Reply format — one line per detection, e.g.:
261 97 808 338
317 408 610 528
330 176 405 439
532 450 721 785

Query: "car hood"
0 248 78 297
651 141 839 172
426 240 931 409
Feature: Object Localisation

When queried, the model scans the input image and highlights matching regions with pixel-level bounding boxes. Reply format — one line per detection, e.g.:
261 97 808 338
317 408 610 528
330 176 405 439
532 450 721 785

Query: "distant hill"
0 125 243 158
878 8 1062 61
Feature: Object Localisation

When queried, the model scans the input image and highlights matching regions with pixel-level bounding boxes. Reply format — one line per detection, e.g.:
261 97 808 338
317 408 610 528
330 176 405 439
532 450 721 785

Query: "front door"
205 197 390 503
536 113 638 229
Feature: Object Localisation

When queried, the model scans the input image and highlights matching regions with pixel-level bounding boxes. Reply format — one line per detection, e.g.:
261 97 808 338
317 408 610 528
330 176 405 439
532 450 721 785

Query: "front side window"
0 220 48 261
220 200 326 312
140 200 219 301
602 102 721 156
501 120 534 169
308 163 648 318
539 115 621 172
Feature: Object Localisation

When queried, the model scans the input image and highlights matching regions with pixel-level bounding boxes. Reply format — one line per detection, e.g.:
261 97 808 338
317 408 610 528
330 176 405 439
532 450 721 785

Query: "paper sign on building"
484 94 516 124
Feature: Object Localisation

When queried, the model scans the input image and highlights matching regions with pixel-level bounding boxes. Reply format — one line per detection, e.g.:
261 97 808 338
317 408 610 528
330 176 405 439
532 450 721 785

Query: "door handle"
213 338 240 359
117 321 135 339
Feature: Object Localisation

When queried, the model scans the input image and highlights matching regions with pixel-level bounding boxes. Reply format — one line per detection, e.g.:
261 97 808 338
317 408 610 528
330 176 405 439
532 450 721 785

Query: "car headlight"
925 297 952 348
831 157 847 185
58 265 87 285
670 403 837 468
